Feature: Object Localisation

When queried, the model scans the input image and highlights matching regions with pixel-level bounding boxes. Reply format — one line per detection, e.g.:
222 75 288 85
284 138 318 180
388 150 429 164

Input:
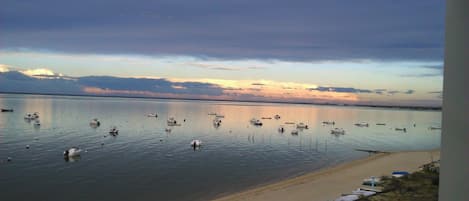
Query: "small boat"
376 123 386 126
261 117 272 120
165 128 172 132
167 117 177 125
147 113 158 117
296 123 308 129
109 126 119 135
291 130 299 135
63 147 82 157
33 120 41 127
89 118 101 127
428 126 441 130
395 128 407 132
362 177 381 186
213 118 222 127
331 128 345 135
322 121 335 125
278 126 285 133
1 108 13 112
215 115 225 118
274 115 281 120
24 112 39 120
249 118 263 126
392 171 409 178
208 112 217 115
190 140 202 147
354 122 369 127
284 122 295 125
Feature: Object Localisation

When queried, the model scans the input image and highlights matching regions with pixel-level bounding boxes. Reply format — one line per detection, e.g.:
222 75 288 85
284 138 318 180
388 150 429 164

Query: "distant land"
0 91 442 111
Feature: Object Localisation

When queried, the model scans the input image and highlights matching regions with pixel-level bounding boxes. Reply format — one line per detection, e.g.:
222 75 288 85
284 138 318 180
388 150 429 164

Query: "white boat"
354 122 369 127
167 117 177 125
331 128 345 135
249 118 263 126
89 118 101 127
109 126 119 135
33 120 41 127
362 177 381 186
274 114 281 120
322 121 335 125
190 140 202 147
213 118 222 127
278 126 285 133
296 123 309 129
147 113 158 117
291 129 299 135
395 127 407 132
24 112 39 120
63 147 82 157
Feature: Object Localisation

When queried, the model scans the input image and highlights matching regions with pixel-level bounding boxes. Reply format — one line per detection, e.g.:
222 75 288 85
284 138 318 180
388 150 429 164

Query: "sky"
0 0 445 106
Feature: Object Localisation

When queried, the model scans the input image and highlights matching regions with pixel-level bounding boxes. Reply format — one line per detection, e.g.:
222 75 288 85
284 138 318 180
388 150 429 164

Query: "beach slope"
213 150 440 201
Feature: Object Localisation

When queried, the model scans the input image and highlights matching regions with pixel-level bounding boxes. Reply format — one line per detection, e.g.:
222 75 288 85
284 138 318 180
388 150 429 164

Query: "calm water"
0 94 441 201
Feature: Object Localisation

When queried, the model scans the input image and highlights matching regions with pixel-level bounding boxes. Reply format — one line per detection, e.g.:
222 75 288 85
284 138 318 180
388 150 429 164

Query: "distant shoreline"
0 91 442 111
212 149 440 201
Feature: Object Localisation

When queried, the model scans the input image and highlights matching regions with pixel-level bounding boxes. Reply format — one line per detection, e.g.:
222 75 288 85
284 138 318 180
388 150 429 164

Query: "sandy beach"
213 149 440 201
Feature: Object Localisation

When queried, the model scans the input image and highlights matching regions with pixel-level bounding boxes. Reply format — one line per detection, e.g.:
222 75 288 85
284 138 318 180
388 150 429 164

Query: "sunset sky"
0 0 445 106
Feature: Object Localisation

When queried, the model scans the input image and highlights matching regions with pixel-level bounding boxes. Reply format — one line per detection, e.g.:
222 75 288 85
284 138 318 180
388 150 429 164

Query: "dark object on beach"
1 108 14 112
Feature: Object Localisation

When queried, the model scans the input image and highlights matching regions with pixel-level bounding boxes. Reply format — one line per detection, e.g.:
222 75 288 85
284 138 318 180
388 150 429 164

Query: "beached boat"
392 171 409 178
1 108 13 112
362 177 381 186
331 128 345 135
354 122 369 127
296 123 308 129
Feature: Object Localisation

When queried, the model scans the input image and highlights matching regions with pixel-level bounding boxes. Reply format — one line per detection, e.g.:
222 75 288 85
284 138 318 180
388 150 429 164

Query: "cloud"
0 64 10 72
185 62 265 71
308 86 373 93
0 0 445 61
251 83 265 86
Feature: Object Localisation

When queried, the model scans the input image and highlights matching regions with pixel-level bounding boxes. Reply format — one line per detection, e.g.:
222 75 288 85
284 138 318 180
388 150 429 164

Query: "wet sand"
212 149 440 201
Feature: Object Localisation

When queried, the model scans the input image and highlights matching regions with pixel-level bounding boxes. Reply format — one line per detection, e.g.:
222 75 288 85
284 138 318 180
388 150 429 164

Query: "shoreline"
212 149 440 201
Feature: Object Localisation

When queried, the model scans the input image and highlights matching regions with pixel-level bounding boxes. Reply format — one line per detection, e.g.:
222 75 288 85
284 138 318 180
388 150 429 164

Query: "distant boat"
296 123 309 129
109 126 119 136
331 128 345 135
190 140 202 148
428 126 441 130
376 123 386 126
63 147 82 157
284 122 295 125
274 114 281 120
1 108 13 112
89 118 101 127
167 117 177 125
147 113 158 117
165 128 172 132
395 128 407 132
250 118 263 126
208 112 217 115
33 120 41 127
291 130 299 135
215 115 225 118
213 118 222 127
322 121 335 125
278 126 285 133
24 112 39 120
261 117 272 120
354 122 369 127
